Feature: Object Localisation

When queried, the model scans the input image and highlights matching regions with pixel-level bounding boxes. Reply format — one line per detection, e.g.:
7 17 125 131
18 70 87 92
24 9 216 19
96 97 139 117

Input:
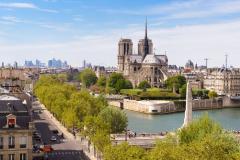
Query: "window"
0 137 3 149
19 137 27 148
8 118 15 128
8 136 15 149
0 155 3 160
20 153 26 160
8 154 14 160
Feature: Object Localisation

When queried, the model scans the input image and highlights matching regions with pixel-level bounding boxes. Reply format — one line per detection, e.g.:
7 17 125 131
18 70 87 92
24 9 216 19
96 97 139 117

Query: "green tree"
107 73 132 93
165 75 186 93
80 68 97 88
98 107 128 133
97 76 107 87
208 91 218 99
92 131 111 152
83 116 110 139
179 84 187 98
57 73 67 82
108 73 124 88
125 80 133 89
104 142 147 160
138 80 151 89
178 114 222 144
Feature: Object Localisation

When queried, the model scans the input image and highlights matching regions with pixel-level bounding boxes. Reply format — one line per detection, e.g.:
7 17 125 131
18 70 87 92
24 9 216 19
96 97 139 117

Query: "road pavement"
32 101 84 160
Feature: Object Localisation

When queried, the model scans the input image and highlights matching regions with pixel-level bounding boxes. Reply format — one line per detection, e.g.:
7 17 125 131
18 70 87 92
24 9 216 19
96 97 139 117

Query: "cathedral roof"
129 55 142 63
142 54 161 64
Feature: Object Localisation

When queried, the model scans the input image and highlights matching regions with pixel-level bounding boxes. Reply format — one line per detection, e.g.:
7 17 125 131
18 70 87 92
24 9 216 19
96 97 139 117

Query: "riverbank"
109 98 224 114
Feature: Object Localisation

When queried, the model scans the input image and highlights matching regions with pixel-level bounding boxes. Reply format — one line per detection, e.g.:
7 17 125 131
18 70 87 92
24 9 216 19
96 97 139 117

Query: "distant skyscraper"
48 60 53 68
24 60 34 67
47 58 67 68
83 60 86 68
36 59 40 67
13 61 18 68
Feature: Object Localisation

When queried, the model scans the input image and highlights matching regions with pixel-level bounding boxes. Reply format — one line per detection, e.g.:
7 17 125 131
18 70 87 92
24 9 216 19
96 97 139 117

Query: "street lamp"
125 128 128 141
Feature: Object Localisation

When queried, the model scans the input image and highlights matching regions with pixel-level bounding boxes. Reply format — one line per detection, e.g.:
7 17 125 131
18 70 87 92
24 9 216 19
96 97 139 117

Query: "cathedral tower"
117 39 133 72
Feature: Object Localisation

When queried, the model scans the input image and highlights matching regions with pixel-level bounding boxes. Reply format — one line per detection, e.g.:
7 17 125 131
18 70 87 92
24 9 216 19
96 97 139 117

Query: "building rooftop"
0 95 28 114
0 95 20 100
0 115 31 129
142 55 161 64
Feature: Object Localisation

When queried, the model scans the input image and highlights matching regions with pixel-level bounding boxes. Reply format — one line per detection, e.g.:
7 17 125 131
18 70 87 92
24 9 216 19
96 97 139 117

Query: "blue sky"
1 0 240 67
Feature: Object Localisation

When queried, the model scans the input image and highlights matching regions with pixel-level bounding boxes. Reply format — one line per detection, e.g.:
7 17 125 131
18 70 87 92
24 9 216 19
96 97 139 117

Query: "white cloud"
39 23 68 32
0 3 37 9
1 16 24 23
0 2 58 13
100 0 240 20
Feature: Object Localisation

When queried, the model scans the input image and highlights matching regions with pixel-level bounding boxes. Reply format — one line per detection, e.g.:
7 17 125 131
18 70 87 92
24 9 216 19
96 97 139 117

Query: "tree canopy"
138 80 151 89
107 73 133 93
208 91 218 99
80 68 97 88
165 75 186 93
98 107 128 133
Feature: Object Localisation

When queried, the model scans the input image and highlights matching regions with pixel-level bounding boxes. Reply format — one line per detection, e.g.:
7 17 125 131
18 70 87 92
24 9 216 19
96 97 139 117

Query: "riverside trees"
34 75 127 151
165 75 186 94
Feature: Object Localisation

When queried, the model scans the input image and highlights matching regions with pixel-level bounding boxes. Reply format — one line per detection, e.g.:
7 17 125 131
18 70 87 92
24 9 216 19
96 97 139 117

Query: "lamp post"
125 127 128 141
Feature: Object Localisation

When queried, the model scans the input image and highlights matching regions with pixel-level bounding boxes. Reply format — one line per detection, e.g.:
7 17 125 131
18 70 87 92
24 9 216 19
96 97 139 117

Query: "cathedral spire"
145 17 148 40
142 17 149 61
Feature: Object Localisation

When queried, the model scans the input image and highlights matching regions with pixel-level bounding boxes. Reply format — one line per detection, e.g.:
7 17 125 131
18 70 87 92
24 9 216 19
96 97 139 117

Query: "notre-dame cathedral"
117 20 169 87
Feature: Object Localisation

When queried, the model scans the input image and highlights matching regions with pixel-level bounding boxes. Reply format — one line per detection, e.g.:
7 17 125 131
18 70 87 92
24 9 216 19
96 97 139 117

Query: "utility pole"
204 58 208 69
225 54 228 70
224 54 229 95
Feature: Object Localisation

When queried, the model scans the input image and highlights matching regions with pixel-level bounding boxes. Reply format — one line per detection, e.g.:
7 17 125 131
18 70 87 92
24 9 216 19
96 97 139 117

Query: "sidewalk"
40 103 75 140
39 102 98 160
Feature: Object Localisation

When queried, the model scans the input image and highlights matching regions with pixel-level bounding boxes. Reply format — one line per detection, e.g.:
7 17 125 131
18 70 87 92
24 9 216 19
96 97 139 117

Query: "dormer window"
8 119 15 128
6 114 16 129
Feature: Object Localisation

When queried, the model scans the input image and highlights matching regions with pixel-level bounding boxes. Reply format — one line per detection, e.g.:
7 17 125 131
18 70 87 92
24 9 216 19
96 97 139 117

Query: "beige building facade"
204 69 240 96
0 95 33 160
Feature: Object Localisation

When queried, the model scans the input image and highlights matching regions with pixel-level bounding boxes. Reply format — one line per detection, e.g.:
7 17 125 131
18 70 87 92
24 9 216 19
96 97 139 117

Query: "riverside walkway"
111 132 167 148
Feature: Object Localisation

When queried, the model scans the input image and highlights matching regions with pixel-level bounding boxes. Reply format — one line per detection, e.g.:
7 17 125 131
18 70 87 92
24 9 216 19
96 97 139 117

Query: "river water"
125 108 240 133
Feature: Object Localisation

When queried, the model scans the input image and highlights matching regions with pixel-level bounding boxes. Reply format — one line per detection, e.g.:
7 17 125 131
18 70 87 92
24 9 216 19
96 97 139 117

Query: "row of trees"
104 115 240 160
166 75 218 99
76 69 218 99
34 75 128 153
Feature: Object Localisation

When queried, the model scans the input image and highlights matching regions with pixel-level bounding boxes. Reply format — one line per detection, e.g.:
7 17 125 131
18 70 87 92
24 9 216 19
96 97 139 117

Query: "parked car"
50 136 57 141
51 129 59 134
41 145 53 153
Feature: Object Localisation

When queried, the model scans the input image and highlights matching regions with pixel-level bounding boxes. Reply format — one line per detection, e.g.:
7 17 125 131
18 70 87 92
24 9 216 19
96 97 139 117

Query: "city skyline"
0 0 240 67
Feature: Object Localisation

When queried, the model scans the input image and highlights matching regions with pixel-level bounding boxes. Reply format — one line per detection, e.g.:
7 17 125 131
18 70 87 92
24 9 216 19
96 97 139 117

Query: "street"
32 101 84 160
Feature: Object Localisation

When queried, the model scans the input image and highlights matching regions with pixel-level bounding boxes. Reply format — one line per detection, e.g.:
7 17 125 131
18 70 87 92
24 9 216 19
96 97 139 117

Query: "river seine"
125 108 240 133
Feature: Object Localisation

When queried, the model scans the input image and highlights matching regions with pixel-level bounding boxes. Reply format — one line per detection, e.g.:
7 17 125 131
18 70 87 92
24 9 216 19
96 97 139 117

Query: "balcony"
8 145 15 149
20 144 27 148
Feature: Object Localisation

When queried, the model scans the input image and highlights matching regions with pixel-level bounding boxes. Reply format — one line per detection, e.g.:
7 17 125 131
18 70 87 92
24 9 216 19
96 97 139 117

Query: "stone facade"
0 125 33 160
204 68 240 96
117 21 168 87
0 95 33 160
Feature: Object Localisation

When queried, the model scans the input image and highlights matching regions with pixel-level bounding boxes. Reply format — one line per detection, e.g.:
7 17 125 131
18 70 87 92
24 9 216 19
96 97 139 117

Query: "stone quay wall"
109 98 223 114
